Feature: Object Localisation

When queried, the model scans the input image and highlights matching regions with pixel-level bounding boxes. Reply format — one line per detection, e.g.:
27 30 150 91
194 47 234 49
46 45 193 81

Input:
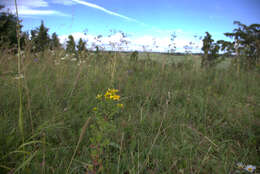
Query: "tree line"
0 6 86 55
1 6 259 69
201 21 260 69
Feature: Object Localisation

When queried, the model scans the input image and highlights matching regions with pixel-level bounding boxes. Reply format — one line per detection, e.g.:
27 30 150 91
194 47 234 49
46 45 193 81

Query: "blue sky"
1 0 260 52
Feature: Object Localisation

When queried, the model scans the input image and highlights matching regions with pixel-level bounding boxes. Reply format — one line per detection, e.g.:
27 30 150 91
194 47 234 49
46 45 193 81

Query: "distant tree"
77 38 86 53
34 20 50 52
201 32 220 67
29 21 50 52
20 31 30 50
0 6 21 48
95 45 99 53
217 40 234 54
30 29 37 40
224 21 260 68
130 50 139 62
29 29 37 51
202 32 213 58
66 35 76 54
50 32 61 50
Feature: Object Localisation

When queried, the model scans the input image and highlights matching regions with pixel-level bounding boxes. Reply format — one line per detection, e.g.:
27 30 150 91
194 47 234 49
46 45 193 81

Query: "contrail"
72 0 142 23
71 0 166 34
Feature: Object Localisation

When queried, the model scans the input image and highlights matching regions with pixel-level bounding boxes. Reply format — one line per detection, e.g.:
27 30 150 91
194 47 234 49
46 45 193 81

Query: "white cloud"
1 0 48 8
0 0 69 17
52 0 76 6
16 6 69 16
129 35 202 52
59 32 203 53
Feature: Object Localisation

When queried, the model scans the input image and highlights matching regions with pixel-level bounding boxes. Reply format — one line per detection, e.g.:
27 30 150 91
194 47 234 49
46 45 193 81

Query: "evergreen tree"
30 29 37 52
50 32 61 50
0 6 21 48
77 38 86 53
30 29 37 41
20 31 29 50
66 35 76 54
34 20 50 52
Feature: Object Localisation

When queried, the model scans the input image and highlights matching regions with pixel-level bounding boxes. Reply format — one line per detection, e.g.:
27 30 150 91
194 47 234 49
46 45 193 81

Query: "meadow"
0 49 260 174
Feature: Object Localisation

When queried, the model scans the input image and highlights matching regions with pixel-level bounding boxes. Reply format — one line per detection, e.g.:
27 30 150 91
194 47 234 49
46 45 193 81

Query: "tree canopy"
77 38 87 53
0 6 20 48
31 20 50 52
201 21 260 69
50 32 61 50
201 32 220 67
224 21 260 67
66 35 76 54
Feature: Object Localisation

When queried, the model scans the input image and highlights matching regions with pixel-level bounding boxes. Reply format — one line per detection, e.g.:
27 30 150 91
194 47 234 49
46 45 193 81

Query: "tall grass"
14 0 25 165
0 47 259 173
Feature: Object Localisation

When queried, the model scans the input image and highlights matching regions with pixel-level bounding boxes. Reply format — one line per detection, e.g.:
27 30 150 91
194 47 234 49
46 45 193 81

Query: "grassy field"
0 50 260 174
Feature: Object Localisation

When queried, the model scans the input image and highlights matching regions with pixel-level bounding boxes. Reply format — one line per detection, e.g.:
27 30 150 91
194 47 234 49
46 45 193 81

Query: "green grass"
0 50 260 173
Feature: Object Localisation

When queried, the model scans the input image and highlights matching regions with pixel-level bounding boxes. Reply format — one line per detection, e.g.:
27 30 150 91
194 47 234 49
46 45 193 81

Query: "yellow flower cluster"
104 88 120 101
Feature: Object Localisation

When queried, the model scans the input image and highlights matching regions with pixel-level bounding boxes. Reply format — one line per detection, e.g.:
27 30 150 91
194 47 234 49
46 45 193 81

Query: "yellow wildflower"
112 95 120 100
104 91 111 99
93 107 97 111
104 88 120 100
